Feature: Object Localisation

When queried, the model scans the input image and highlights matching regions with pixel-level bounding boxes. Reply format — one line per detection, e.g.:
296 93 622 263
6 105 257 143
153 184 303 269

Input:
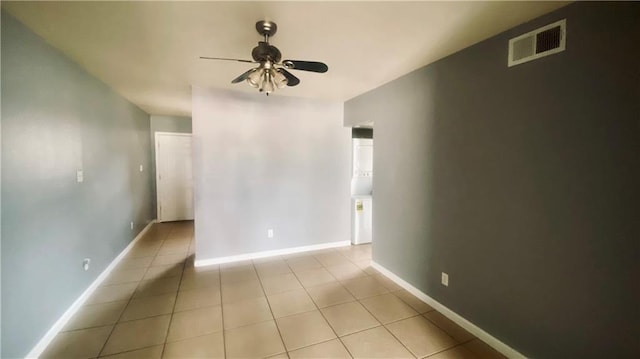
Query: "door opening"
351 127 373 245
155 132 193 222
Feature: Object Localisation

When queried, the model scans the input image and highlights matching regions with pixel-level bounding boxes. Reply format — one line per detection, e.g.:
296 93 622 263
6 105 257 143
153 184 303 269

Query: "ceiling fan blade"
282 60 328 73
231 68 257 84
279 69 300 87
200 56 256 64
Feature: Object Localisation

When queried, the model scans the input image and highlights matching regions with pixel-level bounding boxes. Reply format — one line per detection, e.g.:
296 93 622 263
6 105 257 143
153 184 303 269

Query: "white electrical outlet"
139 164 144 172
130 221 134 230
441 272 449 287
83 258 91 271
267 229 274 238
76 170 84 183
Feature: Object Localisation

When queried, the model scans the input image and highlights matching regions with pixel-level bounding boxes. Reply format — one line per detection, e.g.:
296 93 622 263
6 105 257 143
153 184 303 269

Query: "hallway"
41 222 504 359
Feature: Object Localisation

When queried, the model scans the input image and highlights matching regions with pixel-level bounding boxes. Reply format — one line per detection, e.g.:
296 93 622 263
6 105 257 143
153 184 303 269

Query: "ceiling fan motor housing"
251 42 282 63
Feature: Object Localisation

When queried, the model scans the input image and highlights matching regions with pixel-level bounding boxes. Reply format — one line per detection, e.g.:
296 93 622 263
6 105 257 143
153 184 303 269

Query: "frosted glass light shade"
247 68 264 88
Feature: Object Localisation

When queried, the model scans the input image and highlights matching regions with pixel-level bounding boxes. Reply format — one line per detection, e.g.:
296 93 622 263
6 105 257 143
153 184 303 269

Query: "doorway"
155 132 193 222
351 127 373 245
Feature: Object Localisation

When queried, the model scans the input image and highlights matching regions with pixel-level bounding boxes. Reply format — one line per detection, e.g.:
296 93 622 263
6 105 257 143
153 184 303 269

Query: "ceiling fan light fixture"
262 71 275 94
273 69 288 88
246 68 263 88
251 64 284 95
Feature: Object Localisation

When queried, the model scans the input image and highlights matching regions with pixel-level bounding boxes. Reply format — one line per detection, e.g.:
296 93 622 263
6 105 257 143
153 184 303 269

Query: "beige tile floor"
41 221 506 359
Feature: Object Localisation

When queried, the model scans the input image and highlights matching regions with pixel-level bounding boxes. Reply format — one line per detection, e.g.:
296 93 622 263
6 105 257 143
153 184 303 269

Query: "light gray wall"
345 2 639 358
192 88 350 260
150 115 192 218
1 12 154 357
150 115 192 135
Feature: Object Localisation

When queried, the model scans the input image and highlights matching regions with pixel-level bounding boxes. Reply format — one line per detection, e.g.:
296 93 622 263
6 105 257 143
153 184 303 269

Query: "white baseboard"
195 240 351 267
371 262 526 359
26 220 157 359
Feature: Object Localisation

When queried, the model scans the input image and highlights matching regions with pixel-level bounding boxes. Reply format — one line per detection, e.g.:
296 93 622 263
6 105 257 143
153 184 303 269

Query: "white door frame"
154 131 193 222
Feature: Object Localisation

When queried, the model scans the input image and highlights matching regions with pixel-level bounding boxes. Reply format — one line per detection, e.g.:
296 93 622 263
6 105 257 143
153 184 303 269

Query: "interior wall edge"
371 261 526 359
195 240 351 267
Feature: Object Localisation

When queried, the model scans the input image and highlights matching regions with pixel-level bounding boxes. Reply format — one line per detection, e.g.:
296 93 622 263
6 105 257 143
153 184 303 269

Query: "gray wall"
150 115 191 135
1 12 154 357
192 88 350 260
150 115 192 218
345 3 639 358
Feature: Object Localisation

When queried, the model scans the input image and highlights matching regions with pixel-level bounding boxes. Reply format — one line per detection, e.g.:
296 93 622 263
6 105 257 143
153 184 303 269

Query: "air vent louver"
536 26 562 53
512 36 535 61
508 19 566 67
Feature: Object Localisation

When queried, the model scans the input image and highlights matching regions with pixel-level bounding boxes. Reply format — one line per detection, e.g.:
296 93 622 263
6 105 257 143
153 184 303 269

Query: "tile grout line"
97 343 165 358
356 295 419 359
285 250 356 359
307 246 418 358
354 281 475 358
341 246 421 359
104 224 193 356
164 243 425 357
324 248 388 359
95 223 171 357
159 224 190 358
420 340 476 359
208 292 393 335
359 261 476 358
47 234 410 358
120 240 475 358
109 242 373 357
419 311 476 344
253 258 290 358
218 263 228 359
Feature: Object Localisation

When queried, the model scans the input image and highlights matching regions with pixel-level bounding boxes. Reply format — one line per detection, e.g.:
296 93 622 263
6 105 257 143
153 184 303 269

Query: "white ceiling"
3 1 568 116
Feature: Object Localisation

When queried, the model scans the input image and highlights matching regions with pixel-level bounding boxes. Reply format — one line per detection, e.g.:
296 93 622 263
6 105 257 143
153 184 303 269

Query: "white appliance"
352 196 372 245
351 138 373 244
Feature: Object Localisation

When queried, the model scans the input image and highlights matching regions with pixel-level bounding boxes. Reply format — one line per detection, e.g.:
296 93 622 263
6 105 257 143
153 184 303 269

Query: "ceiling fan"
200 20 328 96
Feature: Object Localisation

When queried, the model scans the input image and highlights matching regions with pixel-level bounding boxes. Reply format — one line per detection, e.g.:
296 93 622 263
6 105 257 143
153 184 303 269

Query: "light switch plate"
441 272 449 287
139 164 144 172
76 170 84 183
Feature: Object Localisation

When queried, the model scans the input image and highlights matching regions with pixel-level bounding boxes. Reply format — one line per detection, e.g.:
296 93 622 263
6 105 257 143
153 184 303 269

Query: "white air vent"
508 19 566 67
